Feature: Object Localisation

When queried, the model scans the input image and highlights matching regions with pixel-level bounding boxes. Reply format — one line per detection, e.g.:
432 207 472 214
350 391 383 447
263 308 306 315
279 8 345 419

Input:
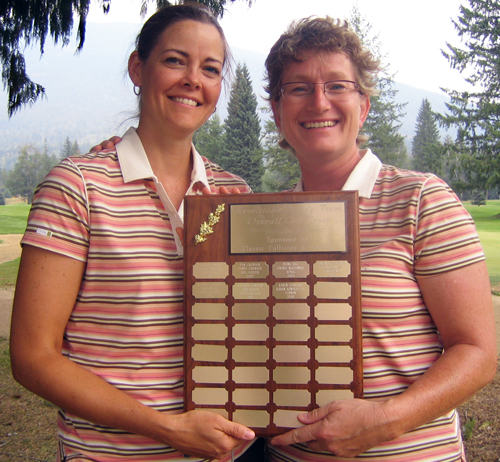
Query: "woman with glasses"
264 16 497 462
9 4 257 461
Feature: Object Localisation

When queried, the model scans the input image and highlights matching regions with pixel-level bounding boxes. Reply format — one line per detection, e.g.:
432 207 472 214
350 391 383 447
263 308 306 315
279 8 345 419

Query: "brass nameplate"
273 282 309 299
273 261 309 278
192 282 227 299
193 262 229 280
233 282 269 299
314 260 351 278
233 261 268 279
230 202 346 254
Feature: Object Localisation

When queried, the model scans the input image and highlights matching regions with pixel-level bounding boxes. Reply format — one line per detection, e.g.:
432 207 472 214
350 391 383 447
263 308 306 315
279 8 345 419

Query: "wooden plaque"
183 191 362 436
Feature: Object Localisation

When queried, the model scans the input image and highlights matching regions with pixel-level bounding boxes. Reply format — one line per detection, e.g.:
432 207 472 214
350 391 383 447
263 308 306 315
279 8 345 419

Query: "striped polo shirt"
21 128 252 461
267 150 484 462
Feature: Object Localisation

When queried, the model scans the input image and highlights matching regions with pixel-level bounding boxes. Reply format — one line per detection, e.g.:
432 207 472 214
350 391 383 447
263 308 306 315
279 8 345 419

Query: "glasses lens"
325 81 352 93
283 83 312 98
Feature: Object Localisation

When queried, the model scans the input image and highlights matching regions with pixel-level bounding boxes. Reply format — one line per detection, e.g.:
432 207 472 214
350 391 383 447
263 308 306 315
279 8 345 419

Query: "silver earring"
133 85 141 96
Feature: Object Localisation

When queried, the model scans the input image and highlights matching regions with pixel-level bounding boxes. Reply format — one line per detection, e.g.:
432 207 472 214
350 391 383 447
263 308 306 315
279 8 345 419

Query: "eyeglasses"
280 80 360 101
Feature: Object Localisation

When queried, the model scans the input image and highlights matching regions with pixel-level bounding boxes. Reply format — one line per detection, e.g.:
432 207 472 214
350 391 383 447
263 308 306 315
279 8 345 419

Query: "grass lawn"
0 258 20 288
0 199 499 288
0 203 30 235
463 200 500 290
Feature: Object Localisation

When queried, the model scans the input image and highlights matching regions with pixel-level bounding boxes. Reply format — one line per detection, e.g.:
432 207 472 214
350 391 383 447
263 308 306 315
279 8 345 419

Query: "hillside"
0 22 453 170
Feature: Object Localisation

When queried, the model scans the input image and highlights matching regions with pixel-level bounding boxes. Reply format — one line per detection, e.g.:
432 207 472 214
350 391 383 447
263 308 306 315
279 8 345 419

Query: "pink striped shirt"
268 150 484 461
22 128 252 461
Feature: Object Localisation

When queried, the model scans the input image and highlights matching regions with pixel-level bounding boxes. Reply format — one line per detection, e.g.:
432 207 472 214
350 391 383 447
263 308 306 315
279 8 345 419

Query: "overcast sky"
87 0 469 95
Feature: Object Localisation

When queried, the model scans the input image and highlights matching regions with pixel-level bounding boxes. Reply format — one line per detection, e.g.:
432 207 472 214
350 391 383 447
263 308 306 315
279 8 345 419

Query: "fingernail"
244 429 255 439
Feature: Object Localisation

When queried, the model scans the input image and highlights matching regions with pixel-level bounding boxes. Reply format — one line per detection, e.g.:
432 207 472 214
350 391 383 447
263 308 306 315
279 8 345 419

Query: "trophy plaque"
183 191 362 436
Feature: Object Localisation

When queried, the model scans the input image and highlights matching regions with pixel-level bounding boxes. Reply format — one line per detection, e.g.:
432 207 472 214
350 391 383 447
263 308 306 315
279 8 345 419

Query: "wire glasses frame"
280 80 361 100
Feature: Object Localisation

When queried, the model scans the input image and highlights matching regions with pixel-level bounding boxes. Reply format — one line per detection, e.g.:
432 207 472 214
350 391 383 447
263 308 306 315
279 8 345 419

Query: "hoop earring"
133 85 141 96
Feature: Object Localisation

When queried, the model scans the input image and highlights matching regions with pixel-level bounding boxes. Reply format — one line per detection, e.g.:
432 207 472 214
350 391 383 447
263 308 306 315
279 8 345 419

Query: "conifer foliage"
0 0 251 117
412 98 443 175
349 7 408 168
261 115 300 192
218 63 263 191
441 0 500 190
193 114 225 166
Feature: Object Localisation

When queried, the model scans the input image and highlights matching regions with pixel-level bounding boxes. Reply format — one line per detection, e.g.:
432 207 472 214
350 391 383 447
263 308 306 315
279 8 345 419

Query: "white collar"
116 127 211 191
293 149 382 198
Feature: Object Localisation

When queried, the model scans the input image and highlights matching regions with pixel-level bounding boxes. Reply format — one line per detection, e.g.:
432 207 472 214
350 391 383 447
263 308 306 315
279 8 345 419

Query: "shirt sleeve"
21 158 90 262
414 175 484 277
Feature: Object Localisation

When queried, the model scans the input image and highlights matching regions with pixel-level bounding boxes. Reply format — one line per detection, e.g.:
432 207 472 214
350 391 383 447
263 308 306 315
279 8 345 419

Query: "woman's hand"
89 136 122 152
271 399 392 458
202 186 242 195
162 410 255 460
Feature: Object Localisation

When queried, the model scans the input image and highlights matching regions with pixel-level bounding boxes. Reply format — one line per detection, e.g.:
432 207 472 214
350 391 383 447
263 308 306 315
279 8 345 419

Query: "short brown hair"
264 16 380 102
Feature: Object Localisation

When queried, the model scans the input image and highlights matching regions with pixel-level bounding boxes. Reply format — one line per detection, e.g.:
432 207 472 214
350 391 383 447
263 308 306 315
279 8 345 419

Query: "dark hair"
265 16 380 102
135 2 231 74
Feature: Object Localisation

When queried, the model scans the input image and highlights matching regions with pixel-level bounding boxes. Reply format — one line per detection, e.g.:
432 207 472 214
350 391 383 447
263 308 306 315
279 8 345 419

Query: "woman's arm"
271 260 497 457
10 245 254 460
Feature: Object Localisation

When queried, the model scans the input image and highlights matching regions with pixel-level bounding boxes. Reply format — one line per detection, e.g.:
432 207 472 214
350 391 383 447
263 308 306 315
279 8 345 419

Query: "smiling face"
129 20 224 140
271 51 370 168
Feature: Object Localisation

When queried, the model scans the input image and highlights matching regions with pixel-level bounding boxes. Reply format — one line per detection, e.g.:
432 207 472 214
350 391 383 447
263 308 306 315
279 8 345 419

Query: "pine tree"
218 63 263 191
440 0 500 190
1 0 252 116
412 99 443 175
193 114 225 165
60 137 73 160
60 137 82 159
71 140 81 156
470 189 487 206
349 6 408 168
261 114 300 192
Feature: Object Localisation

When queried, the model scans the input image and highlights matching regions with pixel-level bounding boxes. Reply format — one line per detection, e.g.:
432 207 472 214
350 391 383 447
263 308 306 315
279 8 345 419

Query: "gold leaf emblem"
194 203 225 245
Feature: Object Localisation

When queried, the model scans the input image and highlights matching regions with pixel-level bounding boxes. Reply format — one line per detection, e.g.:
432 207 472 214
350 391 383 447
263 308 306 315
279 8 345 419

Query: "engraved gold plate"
233 282 269 299
314 260 351 278
273 282 309 299
192 282 227 299
233 262 268 279
193 262 229 279
230 202 346 254
273 261 309 278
